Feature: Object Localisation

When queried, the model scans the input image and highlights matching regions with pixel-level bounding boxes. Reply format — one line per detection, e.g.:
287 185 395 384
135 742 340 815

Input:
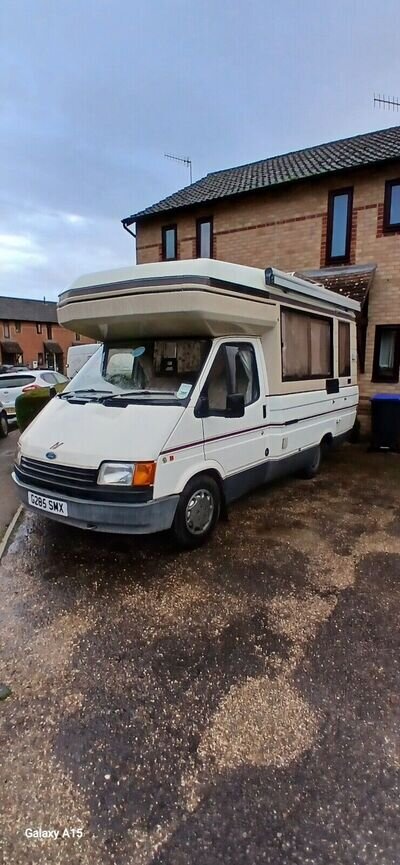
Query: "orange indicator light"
133 462 156 486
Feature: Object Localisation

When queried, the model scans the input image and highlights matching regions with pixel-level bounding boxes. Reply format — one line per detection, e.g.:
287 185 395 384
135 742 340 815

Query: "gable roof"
123 124 400 224
0 296 58 323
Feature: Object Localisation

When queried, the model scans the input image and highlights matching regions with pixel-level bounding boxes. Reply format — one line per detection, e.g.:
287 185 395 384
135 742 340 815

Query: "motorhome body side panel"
266 386 358 460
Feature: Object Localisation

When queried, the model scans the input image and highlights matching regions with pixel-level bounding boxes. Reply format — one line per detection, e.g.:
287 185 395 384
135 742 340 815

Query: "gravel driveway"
1 444 399 865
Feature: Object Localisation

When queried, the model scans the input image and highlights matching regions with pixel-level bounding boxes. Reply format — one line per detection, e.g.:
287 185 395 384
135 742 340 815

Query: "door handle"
262 405 267 419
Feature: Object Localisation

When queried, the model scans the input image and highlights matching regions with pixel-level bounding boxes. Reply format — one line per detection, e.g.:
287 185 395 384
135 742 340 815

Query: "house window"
161 225 177 261
38 352 44 367
281 308 333 381
338 321 351 377
383 179 400 232
372 326 400 383
326 188 353 264
46 324 53 340
14 321 21 333
3 322 10 338
36 323 42 334
196 217 213 258
75 333 81 341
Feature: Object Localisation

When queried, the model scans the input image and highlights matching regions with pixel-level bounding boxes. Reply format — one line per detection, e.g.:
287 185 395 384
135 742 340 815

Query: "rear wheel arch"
320 432 333 454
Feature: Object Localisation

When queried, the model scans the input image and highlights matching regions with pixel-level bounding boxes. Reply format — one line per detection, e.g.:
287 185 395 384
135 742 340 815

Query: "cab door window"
204 343 259 413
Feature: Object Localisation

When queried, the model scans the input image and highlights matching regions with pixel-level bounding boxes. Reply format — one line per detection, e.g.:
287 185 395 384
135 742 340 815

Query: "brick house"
0 296 93 373
123 124 400 423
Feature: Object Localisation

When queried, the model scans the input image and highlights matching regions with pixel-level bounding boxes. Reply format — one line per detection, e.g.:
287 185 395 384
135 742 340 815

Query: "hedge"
15 383 67 432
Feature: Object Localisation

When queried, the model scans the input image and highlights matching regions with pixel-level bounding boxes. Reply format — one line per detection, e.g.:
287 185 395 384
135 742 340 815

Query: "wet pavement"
0 427 19 538
1 444 399 865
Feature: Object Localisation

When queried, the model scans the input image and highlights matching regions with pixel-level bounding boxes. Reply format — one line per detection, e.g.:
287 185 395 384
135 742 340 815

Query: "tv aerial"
164 153 193 183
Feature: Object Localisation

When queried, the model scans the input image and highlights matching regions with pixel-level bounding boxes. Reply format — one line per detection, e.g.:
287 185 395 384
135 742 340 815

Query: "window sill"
381 226 400 235
371 377 400 385
325 257 351 267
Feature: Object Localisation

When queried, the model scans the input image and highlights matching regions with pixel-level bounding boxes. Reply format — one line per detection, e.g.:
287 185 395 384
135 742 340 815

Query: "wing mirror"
195 393 245 418
194 394 209 418
226 393 245 417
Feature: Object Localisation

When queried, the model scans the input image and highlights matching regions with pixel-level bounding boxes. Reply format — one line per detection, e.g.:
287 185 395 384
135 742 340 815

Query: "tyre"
0 412 8 439
172 474 221 549
300 444 321 479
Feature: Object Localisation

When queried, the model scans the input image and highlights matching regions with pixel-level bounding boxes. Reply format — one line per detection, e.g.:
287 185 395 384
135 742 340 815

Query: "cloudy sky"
1 0 400 300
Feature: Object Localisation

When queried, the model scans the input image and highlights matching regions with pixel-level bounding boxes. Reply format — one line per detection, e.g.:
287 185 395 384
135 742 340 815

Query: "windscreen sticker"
177 383 192 399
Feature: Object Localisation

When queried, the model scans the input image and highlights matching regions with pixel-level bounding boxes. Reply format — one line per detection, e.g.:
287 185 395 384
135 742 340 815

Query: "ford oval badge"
46 451 57 460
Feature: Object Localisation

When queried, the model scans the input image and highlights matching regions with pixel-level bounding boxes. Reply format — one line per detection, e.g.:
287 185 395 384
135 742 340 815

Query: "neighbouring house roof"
123 125 400 224
0 296 58 323
0 339 23 354
297 263 376 310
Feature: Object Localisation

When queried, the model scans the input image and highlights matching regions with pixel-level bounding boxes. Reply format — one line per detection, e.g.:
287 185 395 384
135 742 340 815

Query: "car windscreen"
63 339 211 402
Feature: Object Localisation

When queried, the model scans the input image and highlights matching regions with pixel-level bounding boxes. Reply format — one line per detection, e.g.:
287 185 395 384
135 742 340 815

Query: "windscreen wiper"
59 388 113 400
106 390 176 399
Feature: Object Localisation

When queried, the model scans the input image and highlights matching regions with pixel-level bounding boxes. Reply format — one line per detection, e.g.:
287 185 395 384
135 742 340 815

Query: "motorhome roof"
59 259 360 314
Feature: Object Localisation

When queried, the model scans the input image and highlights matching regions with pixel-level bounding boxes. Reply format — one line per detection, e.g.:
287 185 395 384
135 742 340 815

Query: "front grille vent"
19 456 98 489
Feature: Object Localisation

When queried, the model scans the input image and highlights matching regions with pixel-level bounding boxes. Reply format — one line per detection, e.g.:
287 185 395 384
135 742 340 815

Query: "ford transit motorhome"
13 259 359 547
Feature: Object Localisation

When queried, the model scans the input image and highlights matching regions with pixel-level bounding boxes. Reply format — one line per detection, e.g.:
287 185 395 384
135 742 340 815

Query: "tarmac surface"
0 427 19 539
1 443 399 864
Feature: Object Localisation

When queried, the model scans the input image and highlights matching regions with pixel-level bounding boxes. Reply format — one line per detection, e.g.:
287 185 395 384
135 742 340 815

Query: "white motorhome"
13 259 359 547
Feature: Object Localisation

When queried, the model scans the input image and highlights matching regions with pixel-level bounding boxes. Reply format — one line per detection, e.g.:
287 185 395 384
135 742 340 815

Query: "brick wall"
0 318 93 373
135 162 400 404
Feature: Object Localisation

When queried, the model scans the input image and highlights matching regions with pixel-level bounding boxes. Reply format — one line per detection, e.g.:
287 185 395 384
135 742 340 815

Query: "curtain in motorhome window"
338 321 351 377
310 318 331 376
281 309 332 380
281 311 310 378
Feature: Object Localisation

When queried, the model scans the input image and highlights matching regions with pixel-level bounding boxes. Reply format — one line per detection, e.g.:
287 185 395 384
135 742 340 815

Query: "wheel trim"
185 489 215 535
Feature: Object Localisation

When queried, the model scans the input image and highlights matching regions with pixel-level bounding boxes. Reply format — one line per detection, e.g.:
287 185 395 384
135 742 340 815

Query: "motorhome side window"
338 321 351 377
281 308 333 381
205 343 259 411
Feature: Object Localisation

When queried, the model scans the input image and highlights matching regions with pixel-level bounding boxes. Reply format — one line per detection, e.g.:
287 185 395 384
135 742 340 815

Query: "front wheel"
171 474 221 549
0 412 8 439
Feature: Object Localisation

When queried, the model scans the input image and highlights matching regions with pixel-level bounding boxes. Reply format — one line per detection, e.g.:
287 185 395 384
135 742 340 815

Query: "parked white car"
0 369 69 420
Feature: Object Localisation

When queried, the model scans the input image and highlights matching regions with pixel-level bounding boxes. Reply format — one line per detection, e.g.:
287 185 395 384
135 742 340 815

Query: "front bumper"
12 473 179 535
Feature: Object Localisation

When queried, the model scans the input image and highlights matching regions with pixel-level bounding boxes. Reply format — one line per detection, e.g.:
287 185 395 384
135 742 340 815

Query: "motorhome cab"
13 259 359 548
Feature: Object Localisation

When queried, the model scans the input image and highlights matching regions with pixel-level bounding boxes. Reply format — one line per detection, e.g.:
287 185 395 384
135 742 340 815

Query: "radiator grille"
19 456 98 488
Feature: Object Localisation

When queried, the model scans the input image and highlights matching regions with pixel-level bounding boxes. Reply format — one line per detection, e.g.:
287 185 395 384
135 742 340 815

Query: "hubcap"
185 489 214 535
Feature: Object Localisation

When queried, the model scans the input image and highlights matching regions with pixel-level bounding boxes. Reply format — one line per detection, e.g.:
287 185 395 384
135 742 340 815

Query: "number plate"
28 491 68 516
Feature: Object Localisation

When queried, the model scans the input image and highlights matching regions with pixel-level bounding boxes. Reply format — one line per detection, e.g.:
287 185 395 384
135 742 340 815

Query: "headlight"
15 443 22 466
98 462 135 486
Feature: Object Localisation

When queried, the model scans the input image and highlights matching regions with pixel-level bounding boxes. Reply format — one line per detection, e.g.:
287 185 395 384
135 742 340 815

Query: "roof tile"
124 125 400 223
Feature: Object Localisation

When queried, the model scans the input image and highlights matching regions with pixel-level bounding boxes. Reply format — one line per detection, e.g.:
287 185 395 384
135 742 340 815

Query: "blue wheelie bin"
370 393 400 452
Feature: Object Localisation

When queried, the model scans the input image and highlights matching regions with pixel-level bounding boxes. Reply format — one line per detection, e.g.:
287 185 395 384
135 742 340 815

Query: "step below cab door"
199 341 268 499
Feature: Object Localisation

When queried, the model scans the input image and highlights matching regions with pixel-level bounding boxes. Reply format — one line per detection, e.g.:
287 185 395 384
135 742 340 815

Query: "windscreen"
63 339 211 402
